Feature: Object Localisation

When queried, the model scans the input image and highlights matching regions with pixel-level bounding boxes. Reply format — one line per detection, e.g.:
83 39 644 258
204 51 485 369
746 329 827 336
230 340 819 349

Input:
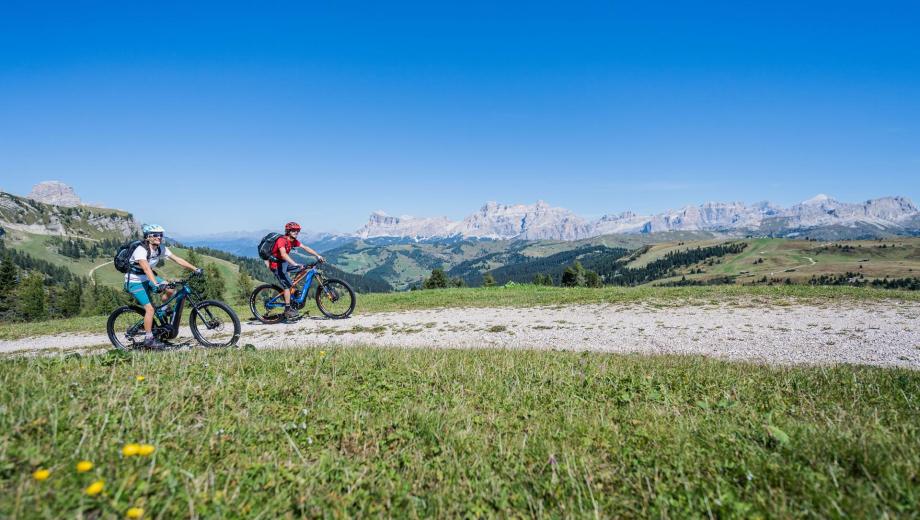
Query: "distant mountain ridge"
357 195 920 241
6 181 918 246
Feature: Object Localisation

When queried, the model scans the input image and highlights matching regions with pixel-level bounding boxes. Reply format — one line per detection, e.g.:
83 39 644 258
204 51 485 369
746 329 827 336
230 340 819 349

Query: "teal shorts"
125 277 165 307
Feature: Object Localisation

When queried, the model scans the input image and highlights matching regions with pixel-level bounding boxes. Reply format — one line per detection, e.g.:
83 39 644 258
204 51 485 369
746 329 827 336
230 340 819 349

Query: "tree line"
49 236 127 260
808 273 920 290
605 242 748 286
0 253 131 322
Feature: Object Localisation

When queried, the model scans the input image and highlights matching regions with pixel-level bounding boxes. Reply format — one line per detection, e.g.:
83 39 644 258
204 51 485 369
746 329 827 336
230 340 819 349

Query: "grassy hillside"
326 234 920 290
1 229 246 302
2 347 918 517
325 239 531 289
630 237 920 286
326 233 719 290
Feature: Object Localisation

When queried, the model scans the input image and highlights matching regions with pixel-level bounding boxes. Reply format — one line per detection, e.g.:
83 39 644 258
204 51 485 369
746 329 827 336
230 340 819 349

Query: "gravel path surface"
2 301 919 368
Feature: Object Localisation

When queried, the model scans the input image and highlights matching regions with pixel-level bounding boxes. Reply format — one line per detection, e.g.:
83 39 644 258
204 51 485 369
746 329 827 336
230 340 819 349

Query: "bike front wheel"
315 278 356 319
189 300 241 347
106 305 146 350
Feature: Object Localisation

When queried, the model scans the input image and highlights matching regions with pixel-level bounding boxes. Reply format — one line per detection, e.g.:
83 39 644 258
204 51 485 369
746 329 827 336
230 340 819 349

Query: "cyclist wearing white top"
124 224 201 349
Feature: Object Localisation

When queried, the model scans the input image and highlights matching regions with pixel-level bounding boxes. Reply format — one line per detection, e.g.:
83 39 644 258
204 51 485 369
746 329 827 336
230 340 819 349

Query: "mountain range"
354 195 920 242
5 182 920 250
3 182 920 292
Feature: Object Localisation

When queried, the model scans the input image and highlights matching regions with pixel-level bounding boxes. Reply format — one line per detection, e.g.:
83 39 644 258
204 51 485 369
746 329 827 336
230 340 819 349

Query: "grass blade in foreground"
1 347 918 517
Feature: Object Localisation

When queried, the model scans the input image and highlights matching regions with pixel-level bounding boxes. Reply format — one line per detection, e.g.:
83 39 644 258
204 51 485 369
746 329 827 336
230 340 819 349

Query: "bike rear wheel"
249 283 286 324
315 278 356 319
189 300 241 347
106 305 146 350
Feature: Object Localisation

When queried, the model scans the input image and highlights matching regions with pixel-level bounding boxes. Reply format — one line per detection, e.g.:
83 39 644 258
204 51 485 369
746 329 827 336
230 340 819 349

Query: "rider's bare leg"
143 303 155 333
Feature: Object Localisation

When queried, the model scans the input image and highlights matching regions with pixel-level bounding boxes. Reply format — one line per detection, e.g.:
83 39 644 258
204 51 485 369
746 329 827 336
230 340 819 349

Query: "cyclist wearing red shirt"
270 222 325 320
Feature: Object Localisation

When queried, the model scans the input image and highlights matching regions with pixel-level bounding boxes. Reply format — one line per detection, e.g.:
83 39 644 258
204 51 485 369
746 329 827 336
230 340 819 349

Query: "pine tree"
423 268 449 289
584 269 603 288
81 282 128 316
561 261 587 287
58 281 84 317
532 273 553 286
16 272 48 321
236 271 254 305
202 264 226 300
0 254 17 317
0 254 17 296
186 249 202 267
482 272 496 287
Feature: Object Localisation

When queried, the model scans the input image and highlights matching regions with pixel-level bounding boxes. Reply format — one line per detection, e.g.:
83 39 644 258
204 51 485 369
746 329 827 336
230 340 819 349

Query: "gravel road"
2 301 919 368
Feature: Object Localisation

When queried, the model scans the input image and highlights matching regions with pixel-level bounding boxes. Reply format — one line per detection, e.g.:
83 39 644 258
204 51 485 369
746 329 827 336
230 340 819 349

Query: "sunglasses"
148 233 164 238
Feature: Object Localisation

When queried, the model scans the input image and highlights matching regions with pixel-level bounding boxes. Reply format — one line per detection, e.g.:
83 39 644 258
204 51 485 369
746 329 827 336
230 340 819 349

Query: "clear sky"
1 1 918 235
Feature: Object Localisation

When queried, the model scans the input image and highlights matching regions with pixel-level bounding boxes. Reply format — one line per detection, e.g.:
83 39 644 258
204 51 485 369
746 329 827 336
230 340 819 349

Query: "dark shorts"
272 262 301 290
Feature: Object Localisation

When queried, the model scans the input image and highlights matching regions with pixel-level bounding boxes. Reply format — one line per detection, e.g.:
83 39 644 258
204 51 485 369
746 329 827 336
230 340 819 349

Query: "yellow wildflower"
85 479 105 496
76 460 93 473
319 350 327 356
122 443 141 456
32 469 51 481
126 507 144 518
138 444 156 456
136 375 145 382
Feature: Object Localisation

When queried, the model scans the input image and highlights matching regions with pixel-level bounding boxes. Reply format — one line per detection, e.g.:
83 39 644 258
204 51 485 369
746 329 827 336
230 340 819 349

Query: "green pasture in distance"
2 347 918 517
628 237 920 285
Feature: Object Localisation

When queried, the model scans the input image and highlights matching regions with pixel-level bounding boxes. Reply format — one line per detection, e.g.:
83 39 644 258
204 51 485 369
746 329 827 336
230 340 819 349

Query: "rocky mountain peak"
27 181 82 207
802 194 834 205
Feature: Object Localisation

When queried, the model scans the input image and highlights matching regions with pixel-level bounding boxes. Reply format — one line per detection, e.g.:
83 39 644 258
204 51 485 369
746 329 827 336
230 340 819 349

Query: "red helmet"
284 221 301 232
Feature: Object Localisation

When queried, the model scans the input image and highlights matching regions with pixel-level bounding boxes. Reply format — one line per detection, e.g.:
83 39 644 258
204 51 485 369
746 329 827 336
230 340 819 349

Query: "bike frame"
264 265 323 309
141 280 205 339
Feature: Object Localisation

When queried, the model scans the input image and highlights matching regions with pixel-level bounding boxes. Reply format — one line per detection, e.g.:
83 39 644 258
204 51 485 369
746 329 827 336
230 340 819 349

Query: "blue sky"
1 1 918 235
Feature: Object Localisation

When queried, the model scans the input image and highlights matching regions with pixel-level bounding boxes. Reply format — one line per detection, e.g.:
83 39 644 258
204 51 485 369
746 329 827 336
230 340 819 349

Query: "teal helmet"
142 223 166 237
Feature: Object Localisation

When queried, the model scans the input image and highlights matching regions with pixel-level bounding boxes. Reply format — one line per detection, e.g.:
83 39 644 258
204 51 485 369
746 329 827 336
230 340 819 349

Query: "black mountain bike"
107 273 241 350
250 262 356 323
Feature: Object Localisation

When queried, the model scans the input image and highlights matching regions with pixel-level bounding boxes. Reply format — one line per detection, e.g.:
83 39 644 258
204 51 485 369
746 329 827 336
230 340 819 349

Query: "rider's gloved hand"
317 256 326 264
193 268 203 276
153 282 166 293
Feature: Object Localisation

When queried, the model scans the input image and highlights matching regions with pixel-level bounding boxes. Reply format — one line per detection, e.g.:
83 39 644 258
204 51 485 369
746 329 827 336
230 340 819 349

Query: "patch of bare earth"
2 301 919 368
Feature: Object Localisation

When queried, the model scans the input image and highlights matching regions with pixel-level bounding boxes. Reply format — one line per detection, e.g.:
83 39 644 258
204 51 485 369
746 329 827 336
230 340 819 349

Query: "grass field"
2 284 918 341
1 347 918 517
627 237 920 285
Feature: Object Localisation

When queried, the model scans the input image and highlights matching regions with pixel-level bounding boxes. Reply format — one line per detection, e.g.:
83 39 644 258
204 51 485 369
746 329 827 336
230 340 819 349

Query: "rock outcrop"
26 181 83 207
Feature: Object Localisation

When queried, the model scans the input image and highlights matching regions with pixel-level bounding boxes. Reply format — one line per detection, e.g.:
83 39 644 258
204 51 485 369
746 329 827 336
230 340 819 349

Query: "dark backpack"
114 241 162 274
258 232 284 261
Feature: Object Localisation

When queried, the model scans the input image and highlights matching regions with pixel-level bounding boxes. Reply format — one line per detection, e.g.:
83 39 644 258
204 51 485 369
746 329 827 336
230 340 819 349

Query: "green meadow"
1 347 918 517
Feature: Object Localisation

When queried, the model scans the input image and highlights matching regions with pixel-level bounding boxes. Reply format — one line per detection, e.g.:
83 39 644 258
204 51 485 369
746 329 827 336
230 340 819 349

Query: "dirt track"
2 301 918 368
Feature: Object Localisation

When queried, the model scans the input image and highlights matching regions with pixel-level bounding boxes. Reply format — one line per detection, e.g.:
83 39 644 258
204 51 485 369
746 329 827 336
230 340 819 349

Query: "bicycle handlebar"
161 270 204 290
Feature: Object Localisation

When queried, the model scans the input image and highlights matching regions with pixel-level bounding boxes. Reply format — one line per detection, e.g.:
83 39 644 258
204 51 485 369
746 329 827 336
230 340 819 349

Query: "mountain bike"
249 262 356 323
106 273 241 350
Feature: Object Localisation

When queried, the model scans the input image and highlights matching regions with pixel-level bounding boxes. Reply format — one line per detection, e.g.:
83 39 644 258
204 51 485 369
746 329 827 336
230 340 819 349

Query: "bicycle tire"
106 305 146 350
189 300 241 347
315 278 356 319
249 283 287 324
